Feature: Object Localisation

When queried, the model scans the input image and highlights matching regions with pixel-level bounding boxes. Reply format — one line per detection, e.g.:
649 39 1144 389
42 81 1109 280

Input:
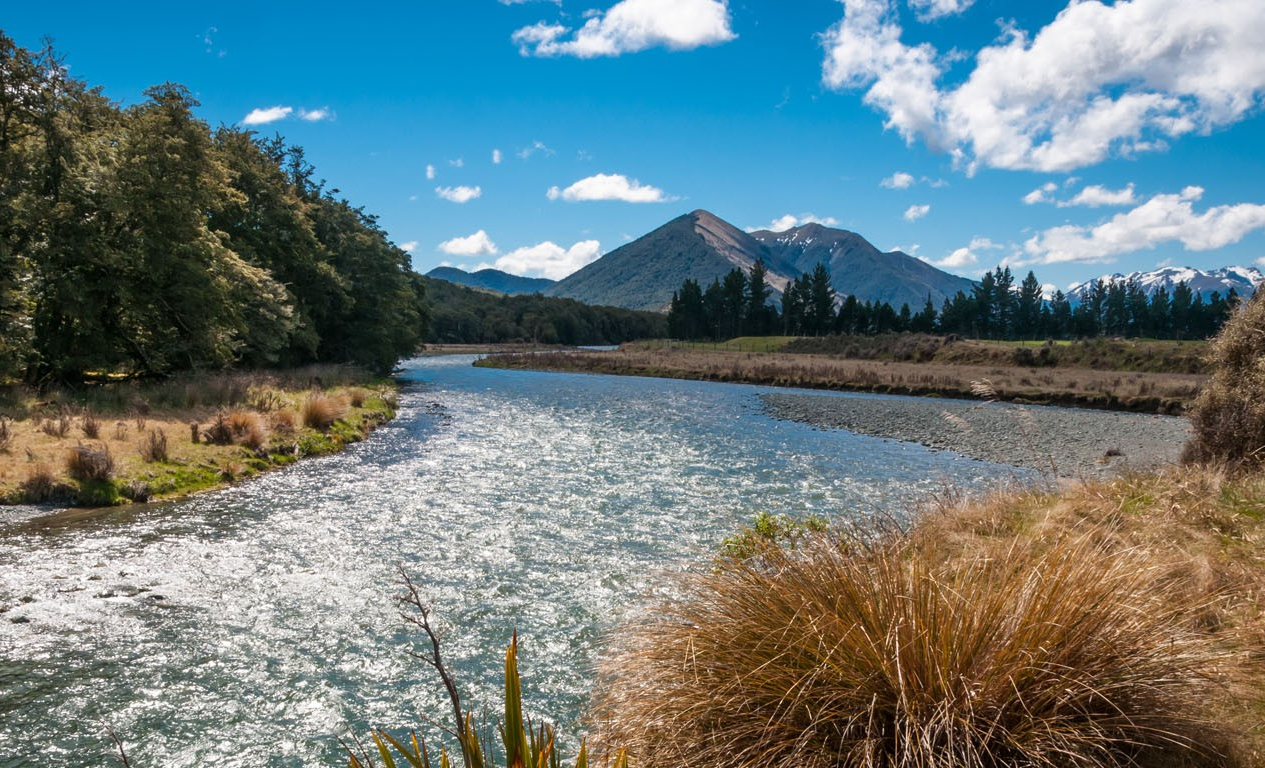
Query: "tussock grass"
227 410 269 450
139 429 168 463
302 392 347 430
593 466 1265 768
79 410 101 439
65 444 114 482
1184 291 1265 469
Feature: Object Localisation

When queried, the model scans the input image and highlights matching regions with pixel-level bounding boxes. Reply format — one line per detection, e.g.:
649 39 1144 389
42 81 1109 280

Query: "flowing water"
0 356 1031 766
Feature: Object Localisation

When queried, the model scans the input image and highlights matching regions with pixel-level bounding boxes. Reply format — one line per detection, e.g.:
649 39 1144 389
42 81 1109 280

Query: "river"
0 355 1031 766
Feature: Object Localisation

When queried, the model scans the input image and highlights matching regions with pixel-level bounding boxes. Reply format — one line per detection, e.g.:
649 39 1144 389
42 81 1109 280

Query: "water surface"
0 356 1029 766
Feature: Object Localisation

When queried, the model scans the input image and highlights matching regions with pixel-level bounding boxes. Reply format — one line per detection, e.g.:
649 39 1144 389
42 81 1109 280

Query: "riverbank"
0 366 396 509
762 391 1189 479
478 346 1206 413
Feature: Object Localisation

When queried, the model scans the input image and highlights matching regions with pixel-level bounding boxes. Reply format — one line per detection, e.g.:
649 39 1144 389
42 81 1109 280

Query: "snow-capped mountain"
1069 266 1263 300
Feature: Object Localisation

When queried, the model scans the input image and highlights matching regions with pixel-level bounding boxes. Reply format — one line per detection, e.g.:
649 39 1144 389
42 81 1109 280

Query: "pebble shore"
761 392 1191 479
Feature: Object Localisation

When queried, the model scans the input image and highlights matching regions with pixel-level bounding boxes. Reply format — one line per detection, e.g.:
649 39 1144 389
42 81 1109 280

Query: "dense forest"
0 33 429 382
669 260 1243 342
424 276 667 345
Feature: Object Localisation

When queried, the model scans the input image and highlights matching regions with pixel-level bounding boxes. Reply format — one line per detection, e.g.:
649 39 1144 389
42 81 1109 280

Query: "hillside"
750 223 976 309
1070 266 1262 300
547 210 797 311
426 266 557 295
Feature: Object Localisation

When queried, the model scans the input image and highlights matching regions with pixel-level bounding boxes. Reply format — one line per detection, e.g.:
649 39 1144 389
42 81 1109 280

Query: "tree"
803 263 835 336
1015 271 1042 339
743 259 776 336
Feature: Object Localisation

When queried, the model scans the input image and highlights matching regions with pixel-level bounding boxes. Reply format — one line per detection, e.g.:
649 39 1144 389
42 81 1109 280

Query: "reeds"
592 531 1242 768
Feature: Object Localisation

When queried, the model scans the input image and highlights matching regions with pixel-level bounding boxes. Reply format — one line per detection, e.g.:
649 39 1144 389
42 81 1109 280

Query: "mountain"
750 223 977 310
547 210 975 312
1068 266 1263 300
547 210 797 311
425 266 556 295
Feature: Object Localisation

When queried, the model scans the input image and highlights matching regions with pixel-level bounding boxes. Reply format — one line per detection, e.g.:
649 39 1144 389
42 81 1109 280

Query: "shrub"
1184 290 1265 469
591 532 1238 768
140 429 169 463
201 413 234 445
80 410 101 439
66 444 114 482
302 393 347 430
228 410 269 450
42 412 71 438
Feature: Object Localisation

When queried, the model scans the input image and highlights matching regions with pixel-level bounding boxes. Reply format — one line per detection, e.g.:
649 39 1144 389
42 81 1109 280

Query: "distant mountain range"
543 209 974 312
424 266 557 295
1069 266 1262 300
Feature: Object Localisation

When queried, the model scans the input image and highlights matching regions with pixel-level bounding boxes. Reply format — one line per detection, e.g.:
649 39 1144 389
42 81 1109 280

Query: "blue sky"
6 0 1265 292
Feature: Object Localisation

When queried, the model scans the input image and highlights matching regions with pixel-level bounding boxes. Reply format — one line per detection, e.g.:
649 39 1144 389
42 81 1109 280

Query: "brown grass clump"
139 429 168 463
1184 291 1265 469
269 408 298 436
302 392 347 430
20 463 56 501
0 416 11 452
594 531 1243 768
80 410 101 439
41 412 71 438
227 410 269 450
65 444 114 482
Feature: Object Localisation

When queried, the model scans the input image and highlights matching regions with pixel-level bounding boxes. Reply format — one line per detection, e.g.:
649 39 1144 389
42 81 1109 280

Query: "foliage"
424 277 665 346
1184 290 1265 469
0 32 427 383
593 522 1248 768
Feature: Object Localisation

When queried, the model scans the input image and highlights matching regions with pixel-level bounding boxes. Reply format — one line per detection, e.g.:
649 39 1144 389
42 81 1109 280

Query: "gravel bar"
761 392 1190 479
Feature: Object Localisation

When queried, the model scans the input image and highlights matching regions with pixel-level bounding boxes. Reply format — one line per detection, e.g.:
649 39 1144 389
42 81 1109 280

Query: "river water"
0 355 1030 766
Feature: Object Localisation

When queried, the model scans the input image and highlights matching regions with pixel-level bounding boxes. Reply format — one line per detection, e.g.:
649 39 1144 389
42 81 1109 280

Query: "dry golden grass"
1184 292 1265 468
227 410 269 450
593 465 1265 768
485 347 1204 413
302 392 348 430
139 428 168 463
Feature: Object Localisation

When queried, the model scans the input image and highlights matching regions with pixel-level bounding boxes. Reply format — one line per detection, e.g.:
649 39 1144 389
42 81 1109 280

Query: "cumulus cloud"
436 185 482 203
880 171 916 189
903 203 930 221
1023 182 1058 205
547 173 672 203
492 148 503 164
242 106 293 125
438 230 498 257
513 0 735 58
299 108 332 122
927 235 1002 270
1060 183 1137 208
748 213 841 232
399 241 418 253
1024 186 1265 264
492 240 603 280
907 0 974 21
426 164 436 180
822 0 1265 173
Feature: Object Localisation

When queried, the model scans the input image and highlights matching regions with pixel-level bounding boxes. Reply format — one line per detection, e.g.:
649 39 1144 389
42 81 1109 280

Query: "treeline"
668 261 1242 342
0 34 428 382
425 277 666 345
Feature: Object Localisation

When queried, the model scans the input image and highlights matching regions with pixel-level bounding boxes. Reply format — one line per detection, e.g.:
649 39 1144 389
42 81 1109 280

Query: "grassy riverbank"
478 340 1206 413
0 366 396 508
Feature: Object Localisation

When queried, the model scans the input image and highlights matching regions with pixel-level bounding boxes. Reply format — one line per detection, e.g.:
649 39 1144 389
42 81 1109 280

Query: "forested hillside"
0 34 428 381
424 277 666 345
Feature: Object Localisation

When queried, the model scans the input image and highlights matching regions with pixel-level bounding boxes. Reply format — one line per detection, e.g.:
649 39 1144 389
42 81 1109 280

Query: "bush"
140 428 169 463
1184 291 1265 469
302 392 347 430
66 444 114 482
591 532 1238 768
80 410 101 439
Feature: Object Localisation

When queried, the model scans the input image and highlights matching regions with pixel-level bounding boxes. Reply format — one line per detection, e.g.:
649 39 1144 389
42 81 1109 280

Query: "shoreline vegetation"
0 366 396 516
477 334 1208 414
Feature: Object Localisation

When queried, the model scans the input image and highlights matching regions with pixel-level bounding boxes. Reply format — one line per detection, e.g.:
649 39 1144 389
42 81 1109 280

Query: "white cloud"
880 171 915 189
436 185 482 203
492 240 602 280
1060 183 1137 208
1024 186 1265 264
518 140 554 160
903 203 930 221
492 148 503 164
399 241 418 253
926 235 1001 270
1023 182 1058 205
298 108 332 122
449 158 464 168
547 173 672 203
908 0 974 22
822 0 1265 173
748 213 841 232
1256 256 1265 267
426 164 436 180
438 230 499 257
242 106 293 125
513 0 735 58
